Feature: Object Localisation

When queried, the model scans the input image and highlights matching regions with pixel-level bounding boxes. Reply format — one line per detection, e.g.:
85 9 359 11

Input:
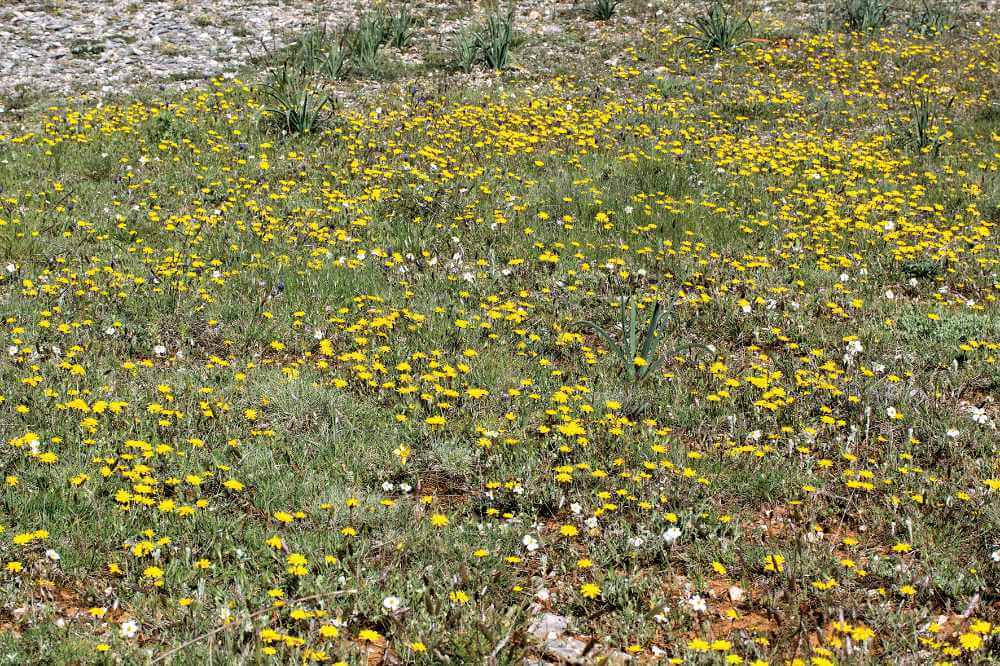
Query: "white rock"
529 613 568 640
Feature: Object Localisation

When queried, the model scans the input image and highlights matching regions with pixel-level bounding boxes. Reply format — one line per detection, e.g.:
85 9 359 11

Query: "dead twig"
150 588 358 664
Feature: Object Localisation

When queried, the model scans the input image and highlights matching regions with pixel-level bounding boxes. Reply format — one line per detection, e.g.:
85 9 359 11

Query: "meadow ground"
0 0 999 663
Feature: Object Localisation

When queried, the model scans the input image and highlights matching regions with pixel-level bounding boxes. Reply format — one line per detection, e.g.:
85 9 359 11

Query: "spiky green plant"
260 66 334 136
580 297 711 383
587 0 621 21
454 31 479 73
842 0 892 31
892 90 953 158
350 12 387 74
280 27 349 80
317 39 349 80
685 2 753 51
476 9 515 70
286 28 327 73
907 0 954 36
386 4 419 48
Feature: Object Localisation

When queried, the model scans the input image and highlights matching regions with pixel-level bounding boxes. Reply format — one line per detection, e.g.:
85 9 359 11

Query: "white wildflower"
119 619 139 639
686 595 707 613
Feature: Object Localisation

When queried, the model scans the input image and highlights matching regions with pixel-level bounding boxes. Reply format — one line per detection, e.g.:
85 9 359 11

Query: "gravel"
0 0 358 97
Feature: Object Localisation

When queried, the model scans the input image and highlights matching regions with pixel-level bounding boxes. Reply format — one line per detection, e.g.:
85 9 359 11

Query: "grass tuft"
685 2 753 51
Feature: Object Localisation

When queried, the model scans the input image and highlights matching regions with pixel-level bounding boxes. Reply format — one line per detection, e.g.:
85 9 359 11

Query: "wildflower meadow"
0 0 998 663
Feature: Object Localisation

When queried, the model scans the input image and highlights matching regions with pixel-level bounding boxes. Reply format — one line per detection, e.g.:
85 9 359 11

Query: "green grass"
0 3 998 664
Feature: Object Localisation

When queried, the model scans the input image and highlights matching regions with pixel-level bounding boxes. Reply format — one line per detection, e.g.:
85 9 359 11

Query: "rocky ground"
3 0 996 106
0 0 359 98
